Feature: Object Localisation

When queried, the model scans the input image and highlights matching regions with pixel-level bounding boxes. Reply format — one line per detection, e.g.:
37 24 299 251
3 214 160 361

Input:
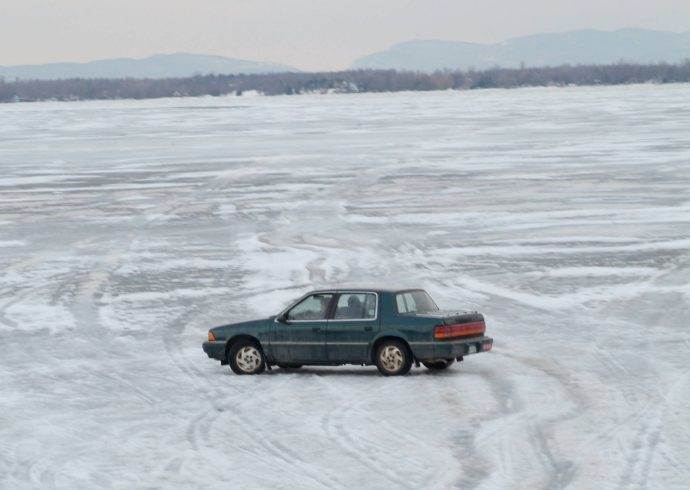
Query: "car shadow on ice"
219 366 465 377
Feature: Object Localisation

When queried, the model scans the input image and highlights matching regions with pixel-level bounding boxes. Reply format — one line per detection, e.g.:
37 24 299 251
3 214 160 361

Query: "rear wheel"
422 359 455 370
375 340 412 376
229 340 266 375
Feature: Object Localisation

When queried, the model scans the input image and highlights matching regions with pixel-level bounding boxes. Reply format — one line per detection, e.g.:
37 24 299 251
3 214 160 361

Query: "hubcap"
379 345 404 373
235 346 262 373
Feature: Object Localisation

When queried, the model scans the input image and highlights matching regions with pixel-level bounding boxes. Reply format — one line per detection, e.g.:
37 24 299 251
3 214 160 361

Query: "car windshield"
395 290 439 314
286 293 333 320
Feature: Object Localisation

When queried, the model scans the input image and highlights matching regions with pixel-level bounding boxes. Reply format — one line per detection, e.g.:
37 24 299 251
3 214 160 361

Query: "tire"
375 339 412 376
229 340 266 375
277 364 303 370
422 359 455 370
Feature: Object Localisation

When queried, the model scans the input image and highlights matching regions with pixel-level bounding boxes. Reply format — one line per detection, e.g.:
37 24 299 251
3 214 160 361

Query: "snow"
1 84 690 489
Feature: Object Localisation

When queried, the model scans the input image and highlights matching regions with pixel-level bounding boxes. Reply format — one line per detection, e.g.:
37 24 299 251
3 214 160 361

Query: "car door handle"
312 327 322 333
364 326 373 331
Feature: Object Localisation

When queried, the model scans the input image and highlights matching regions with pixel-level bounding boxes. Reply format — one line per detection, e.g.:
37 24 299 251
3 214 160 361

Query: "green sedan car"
202 288 493 376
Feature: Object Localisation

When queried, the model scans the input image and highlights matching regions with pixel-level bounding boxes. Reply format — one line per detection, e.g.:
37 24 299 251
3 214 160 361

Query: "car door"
272 292 334 363
326 292 380 363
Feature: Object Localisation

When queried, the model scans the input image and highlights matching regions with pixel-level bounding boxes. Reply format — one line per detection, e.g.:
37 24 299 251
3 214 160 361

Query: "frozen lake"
1 84 689 489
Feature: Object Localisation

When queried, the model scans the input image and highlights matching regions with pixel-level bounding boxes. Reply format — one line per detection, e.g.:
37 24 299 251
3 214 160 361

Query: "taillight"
434 321 486 340
208 330 216 341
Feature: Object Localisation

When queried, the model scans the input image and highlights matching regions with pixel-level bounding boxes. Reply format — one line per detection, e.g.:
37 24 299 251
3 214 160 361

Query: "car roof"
309 287 425 294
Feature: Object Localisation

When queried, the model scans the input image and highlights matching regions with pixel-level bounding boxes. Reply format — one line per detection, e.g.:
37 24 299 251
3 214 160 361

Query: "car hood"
211 318 269 331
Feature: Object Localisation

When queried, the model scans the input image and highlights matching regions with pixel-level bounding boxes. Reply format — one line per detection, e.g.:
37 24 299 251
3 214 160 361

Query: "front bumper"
202 341 227 363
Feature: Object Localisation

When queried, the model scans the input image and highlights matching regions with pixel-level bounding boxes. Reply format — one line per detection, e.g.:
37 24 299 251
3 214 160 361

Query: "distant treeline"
2 62 690 103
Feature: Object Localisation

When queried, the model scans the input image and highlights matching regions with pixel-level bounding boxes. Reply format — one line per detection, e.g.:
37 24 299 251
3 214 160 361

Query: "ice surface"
1 84 690 489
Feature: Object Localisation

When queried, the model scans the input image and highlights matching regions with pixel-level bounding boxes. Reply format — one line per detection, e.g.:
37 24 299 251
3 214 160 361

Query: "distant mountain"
352 29 690 72
0 53 297 80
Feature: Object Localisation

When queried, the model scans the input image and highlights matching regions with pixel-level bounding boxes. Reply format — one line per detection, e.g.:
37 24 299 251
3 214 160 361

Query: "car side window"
395 290 439 314
334 293 376 320
404 293 417 312
287 293 333 321
396 294 408 314
396 292 418 313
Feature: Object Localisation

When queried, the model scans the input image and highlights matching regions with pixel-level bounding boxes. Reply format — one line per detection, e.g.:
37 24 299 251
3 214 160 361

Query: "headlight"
208 330 217 341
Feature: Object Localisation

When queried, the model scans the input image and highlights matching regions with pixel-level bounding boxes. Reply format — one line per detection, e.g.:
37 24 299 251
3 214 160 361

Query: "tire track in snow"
617 416 663 490
2 238 130 489
162 308 344 488
613 364 690 489
480 353 584 488
312 372 458 489
0 287 40 330
12 195 198 488
319 387 416 488
451 364 529 488
441 367 513 489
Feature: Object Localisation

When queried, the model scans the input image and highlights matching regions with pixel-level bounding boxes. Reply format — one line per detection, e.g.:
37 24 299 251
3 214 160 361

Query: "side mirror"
276 313 289 324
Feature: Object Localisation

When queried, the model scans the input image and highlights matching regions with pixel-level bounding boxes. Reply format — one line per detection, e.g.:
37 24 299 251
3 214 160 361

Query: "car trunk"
414 311 486 339
415 310 484 325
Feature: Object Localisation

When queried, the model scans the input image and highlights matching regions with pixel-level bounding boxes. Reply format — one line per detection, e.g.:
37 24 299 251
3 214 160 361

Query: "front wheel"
229 341 266 375
422 359 455 370
375 340 412 376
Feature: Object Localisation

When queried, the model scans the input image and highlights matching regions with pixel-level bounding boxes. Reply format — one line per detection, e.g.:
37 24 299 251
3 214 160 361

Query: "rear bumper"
202 341 227 363
411 336 493 361
437 336 493 358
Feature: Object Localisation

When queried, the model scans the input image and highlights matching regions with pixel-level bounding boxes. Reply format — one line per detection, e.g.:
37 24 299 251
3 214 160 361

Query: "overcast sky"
1 0 689 70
